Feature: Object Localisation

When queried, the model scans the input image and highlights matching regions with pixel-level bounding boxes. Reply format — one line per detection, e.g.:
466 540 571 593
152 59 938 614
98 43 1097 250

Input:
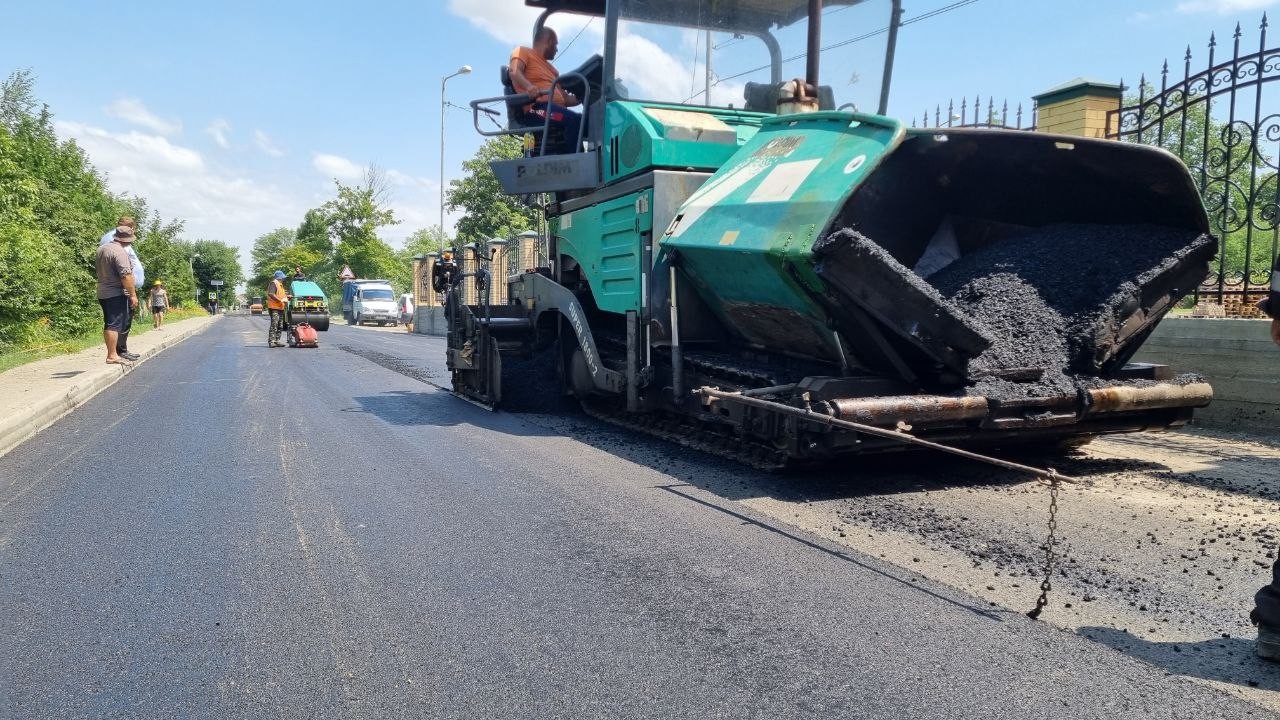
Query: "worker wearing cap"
99 216 144 360
148 280 169 329
1253 254 1280 661
432 251 459 294
95 226 139 365
266 270 289 348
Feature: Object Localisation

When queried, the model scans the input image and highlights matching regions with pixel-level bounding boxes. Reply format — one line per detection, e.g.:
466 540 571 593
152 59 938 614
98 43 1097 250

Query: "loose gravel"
338 344 440 384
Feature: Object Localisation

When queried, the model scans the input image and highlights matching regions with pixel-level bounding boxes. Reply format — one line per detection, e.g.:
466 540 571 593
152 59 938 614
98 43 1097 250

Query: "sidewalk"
0 314 221 459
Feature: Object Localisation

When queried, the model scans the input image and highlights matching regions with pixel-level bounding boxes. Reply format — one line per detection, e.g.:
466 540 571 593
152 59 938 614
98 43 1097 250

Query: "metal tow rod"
696 387 1074 618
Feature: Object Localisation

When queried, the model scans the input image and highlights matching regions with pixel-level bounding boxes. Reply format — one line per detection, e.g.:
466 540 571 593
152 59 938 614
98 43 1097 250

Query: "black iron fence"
912 96 1035 130
1107 15 1280 312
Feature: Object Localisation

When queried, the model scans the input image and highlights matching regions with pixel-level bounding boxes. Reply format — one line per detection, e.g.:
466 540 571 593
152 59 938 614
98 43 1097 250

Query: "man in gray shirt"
95 226 139 365
99 216 144 360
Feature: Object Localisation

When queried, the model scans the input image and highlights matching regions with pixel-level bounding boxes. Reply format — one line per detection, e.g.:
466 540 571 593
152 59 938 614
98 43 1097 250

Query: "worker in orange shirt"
266 270 290 348
509 26 583 155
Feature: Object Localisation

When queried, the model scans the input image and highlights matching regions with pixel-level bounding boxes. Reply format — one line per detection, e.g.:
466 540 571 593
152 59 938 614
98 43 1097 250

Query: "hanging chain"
1027 469 1061 620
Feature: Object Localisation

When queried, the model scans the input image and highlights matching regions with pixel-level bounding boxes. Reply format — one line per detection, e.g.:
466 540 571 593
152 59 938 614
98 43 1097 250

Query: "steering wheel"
562 54 603 102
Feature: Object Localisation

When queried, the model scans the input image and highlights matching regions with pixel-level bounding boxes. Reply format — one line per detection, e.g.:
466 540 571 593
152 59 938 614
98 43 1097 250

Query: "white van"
347 281 399 326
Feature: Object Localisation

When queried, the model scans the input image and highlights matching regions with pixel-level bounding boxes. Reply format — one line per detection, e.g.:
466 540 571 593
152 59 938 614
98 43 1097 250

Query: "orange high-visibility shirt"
267 279 287 310
510 46 568 106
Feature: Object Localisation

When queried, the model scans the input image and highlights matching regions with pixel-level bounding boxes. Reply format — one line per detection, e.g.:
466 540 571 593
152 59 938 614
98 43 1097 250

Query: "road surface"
0 316 1271 719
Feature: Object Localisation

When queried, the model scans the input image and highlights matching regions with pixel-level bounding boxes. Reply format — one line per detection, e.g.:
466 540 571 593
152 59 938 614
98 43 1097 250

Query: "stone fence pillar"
516 230 542 272
1033 78 1122 138
461 244 479 306
488 239 510 305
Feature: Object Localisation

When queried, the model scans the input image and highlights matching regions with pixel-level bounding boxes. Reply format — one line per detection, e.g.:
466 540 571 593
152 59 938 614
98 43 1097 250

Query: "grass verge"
0 307 211 373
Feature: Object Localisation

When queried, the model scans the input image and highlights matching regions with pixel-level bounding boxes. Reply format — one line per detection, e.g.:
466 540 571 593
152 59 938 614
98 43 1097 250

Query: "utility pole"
441 65 472 253
704 29 712 106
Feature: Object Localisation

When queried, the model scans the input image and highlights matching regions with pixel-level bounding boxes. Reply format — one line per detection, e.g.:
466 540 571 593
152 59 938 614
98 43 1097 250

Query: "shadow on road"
333 330 1274 507
657 482 1006 623
349 391 558 438
1080 625 1279 692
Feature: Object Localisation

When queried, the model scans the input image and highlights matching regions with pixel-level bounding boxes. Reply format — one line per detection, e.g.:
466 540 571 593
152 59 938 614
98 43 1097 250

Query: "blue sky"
2 0 1274 271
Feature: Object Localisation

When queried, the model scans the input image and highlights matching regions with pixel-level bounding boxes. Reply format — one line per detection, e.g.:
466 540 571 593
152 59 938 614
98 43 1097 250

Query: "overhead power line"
714 0 981 86
560 17 595 54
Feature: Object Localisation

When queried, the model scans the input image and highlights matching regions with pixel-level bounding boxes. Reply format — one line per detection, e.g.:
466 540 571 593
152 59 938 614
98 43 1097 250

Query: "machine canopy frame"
524 0 901 112
526 0 867 34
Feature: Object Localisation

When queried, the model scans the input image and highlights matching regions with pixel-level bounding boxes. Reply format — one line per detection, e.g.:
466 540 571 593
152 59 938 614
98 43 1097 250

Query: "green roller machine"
286 280 330 332
451 0 1216 467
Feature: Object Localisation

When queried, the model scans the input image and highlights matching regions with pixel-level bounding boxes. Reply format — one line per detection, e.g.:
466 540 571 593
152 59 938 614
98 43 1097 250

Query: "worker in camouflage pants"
1253 254 1280 661
266 270 289 348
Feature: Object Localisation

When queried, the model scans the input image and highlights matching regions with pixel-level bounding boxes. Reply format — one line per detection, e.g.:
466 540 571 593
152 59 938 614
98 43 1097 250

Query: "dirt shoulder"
736 426 1280 710
520 408 1280 711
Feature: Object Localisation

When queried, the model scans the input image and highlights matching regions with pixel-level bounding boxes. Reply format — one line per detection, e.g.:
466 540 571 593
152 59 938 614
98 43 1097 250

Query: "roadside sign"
210 279 225 286
339 265 355 280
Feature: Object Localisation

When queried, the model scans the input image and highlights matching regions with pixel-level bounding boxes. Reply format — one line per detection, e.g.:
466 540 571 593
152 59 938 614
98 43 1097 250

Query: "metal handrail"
468 71 591 155
537 71 590 156
470 93 535 137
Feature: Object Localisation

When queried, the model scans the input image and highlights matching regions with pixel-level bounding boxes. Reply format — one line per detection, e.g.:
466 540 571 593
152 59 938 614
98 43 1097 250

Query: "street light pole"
441 64 472 254
189 252 200 306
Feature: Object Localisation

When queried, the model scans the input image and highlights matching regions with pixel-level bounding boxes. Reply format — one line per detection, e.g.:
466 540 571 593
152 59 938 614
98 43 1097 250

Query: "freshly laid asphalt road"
0 316 1269 719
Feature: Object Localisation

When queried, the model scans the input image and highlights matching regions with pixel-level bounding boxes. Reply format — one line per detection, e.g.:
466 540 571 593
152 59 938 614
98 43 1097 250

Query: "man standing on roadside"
1253 253 1280 661
149 280 169 329
95 226 139 365
266 270 289 348
99 216 144 361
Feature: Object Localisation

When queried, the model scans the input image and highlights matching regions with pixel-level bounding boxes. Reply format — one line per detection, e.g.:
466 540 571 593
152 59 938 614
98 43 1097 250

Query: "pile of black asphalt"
923 224 1214 400
499 343 578 413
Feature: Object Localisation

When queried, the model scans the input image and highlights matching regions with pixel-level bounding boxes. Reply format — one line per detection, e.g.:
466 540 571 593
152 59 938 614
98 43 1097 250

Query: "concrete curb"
0 315 222 459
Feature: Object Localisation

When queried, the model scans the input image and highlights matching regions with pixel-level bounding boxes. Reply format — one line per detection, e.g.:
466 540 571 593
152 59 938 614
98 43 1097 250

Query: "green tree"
0 69 129 348
398 225 450 260
293 208 336 290
191 239 244 306
324 168 404 291
249 227 297 293
296 208 332 257
0 69 212 349
0 68 39 133
1123 84 1275 282
134 208 197 307
445 136 539 246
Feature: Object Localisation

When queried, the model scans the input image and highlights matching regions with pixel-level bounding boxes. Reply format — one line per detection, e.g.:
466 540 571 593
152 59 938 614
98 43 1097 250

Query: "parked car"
342 279 399 326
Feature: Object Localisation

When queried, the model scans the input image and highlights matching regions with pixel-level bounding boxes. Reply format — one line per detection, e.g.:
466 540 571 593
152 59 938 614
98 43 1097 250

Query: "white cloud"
59 121 204 172
447 0 542 45
312 152 365 182
206 119 231 149
56 119 303 269
447 0 594 48
105 98 182 135
444 4 726 106
386 168 435 190
612 27 746 106
381 171 444 243
1176 0 1277 13
254 129 284 157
